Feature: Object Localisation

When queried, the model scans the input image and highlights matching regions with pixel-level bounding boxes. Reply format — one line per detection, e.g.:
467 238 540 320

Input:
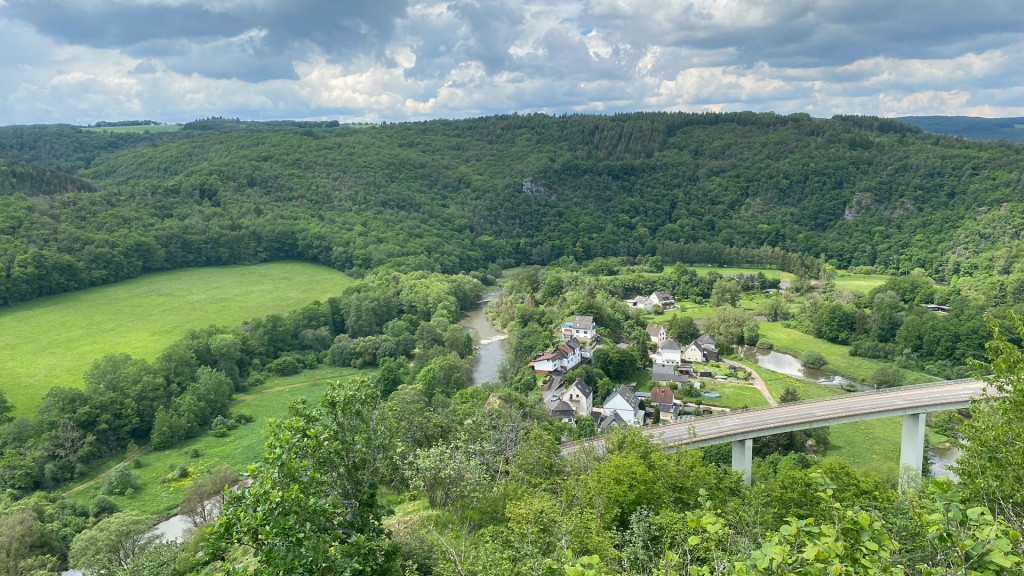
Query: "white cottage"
531 337 583 374
601 385 644 427
563 378 594 417
649 291 676 309
658 338 682 364
646 323 667 345
564 315 597 340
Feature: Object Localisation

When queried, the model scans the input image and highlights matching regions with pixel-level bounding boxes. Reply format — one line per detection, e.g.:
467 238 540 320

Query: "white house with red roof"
531 337 583 374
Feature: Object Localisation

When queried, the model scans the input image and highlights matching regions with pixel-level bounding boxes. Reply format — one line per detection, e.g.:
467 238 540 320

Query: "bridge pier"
899 413 926 485
732 438 753 486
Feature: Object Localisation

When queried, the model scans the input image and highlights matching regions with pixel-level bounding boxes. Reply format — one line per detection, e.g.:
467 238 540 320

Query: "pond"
740 346 873 392
739 347 961 479
461 288 508 386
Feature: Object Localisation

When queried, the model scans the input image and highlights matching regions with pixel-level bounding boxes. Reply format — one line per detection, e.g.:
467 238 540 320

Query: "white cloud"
3 0 1024 123
837 49 1010 88
48 0 279 13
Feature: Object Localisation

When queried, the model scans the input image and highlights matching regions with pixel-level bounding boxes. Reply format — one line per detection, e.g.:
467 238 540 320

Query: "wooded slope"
2 112 1024 306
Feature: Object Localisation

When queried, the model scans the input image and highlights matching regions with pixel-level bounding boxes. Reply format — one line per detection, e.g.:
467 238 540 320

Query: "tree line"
3 112 1024 309
56 309 1024 576
0 270 484 494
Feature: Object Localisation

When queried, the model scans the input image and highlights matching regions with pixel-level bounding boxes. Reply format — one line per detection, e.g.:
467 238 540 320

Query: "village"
530 290 754 431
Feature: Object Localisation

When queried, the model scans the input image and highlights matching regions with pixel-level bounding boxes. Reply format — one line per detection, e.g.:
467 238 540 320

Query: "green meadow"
0 262 354 416
66 366 368 518
832 272 890 294
685 265 795 283
697 380 771 409
757 323 936 385
746 359 946 476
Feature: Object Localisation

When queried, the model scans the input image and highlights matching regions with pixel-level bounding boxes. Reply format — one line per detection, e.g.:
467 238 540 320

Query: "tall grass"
0 262 354 415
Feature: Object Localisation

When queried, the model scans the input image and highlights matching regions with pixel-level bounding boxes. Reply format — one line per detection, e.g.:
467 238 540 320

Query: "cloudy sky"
2 0 1023 125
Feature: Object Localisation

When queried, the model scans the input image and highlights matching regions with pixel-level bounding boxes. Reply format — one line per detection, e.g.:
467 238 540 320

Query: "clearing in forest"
0 262 353 416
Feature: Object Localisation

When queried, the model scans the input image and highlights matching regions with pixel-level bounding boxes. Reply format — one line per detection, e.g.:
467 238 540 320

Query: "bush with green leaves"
90 495 119 518
102 464 138 496
870 364 905 388
802 350 827 369
233 412 255 424
264 355 301 376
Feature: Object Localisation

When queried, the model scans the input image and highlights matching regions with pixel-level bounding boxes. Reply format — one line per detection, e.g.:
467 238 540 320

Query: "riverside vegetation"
2 112 1024 574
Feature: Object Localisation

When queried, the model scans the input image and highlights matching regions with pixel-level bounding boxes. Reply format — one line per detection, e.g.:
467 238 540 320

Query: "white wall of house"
660 348 682 364
564 349 582 370
604 394 643 426
533 357 560 373
565 385 593 416
574 327 595 339
682 344 705 363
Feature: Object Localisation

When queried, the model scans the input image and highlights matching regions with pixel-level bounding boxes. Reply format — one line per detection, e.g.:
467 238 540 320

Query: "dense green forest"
3 112 1024 307
3 113 1024 575
899 116 1024 143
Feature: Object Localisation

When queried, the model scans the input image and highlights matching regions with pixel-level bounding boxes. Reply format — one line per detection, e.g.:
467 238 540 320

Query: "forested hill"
0 158 97 197
3 112 1024 306
898 115 1024 142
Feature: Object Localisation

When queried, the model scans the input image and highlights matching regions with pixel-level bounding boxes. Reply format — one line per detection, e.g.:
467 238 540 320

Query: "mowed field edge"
0 262 354 416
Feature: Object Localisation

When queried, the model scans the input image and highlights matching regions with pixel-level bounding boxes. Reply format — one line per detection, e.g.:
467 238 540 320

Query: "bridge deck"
562 379 992 455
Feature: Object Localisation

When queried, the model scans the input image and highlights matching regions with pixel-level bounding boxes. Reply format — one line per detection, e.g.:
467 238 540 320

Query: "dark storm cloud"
5 0 411 80
582 0 1024 68
5 1 243 48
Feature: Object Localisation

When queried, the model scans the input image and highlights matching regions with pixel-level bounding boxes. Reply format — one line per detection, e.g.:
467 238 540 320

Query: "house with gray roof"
563 315 597 340
545 397 576 422
646 323 667 344
542 377 593 422
601 385 644 427
649 291 676 309
597 410 628 431
657 338 682 364
682 335 720 363
652 362 689 384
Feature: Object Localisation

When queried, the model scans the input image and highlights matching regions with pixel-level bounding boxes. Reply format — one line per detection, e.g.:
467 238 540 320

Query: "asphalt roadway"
563 379 993 455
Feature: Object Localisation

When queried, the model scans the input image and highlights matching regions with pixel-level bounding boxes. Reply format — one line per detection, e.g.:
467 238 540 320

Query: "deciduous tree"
214 378 395 575
68 513 157 574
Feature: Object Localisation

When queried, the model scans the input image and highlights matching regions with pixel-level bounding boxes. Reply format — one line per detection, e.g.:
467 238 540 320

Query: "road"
563 379 992 455
721 357 777 406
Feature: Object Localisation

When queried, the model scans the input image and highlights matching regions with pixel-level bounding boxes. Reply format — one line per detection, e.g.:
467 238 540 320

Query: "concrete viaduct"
562 379 992 485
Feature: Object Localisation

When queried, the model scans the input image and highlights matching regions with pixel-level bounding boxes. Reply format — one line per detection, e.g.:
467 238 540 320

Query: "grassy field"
832 272 890 294
741 358 946 475
758 323 936 385
0 262 354 416
684 265 795 283
81 124 182 133
827 416 947 479
697 380 771 409
66 366 367 518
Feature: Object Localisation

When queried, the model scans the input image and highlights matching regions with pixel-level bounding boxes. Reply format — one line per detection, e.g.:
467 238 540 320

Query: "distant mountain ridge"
897 115 1024 142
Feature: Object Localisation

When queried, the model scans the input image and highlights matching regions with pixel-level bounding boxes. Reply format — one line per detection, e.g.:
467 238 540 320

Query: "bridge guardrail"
560 378 984 453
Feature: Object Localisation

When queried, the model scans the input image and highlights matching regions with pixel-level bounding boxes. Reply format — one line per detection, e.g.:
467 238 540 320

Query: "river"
461 288 509 386
931 444 961 481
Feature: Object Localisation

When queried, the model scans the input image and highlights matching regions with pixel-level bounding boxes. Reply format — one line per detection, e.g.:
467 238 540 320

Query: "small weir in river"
461 288 508 386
